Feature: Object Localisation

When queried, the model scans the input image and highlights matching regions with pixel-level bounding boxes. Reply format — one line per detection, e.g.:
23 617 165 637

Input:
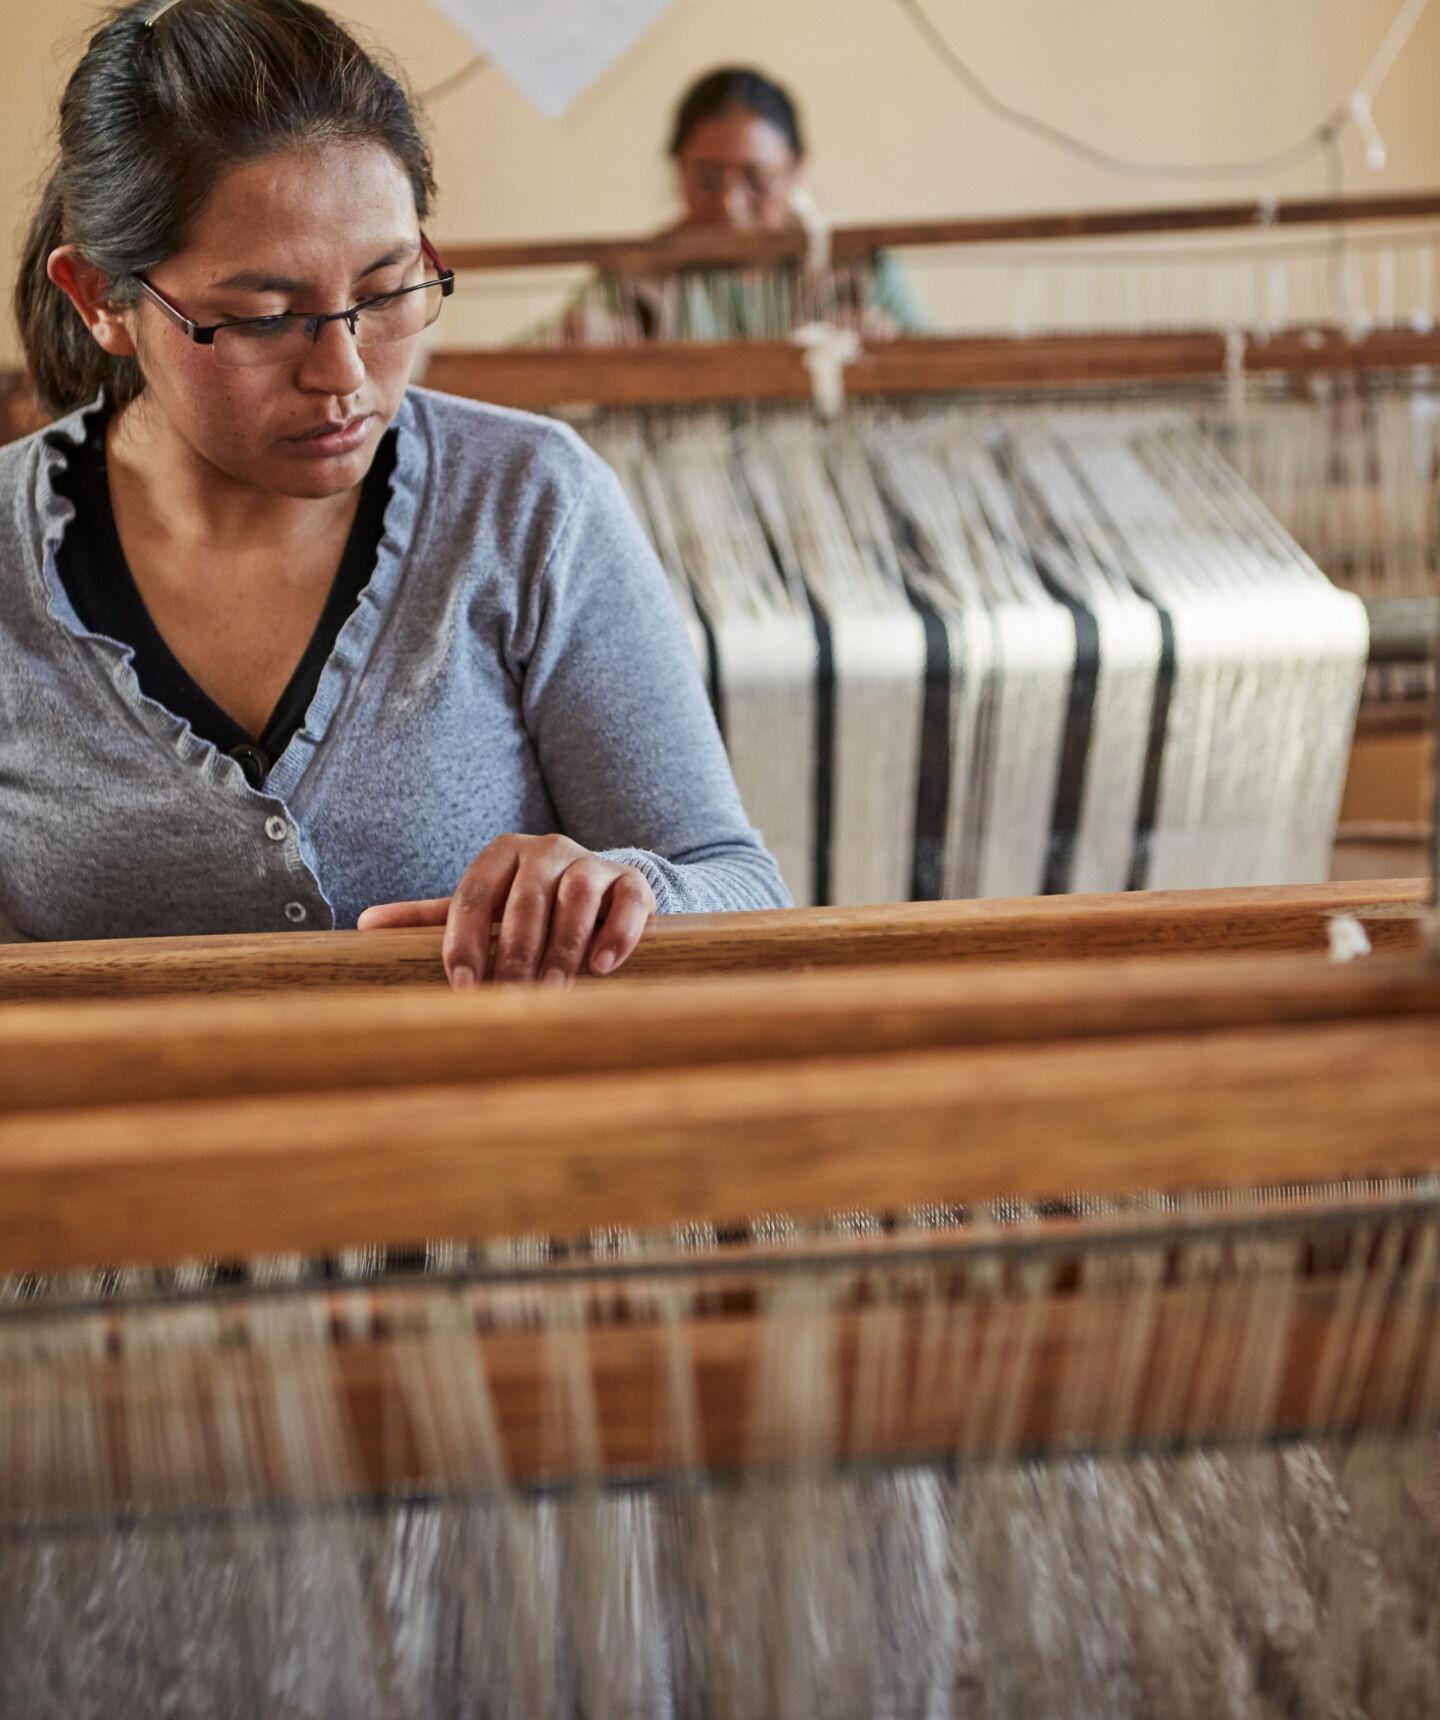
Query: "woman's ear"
46 247 138 358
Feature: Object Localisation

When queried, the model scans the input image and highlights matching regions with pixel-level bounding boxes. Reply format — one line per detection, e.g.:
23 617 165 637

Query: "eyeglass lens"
211 280 447 369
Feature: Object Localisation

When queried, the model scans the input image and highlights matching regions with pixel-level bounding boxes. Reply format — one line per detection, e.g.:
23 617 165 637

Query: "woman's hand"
356 834 656 988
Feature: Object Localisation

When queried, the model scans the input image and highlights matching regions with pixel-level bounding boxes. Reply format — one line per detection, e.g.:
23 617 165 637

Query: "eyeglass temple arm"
137 277 216 344
421 236 456 293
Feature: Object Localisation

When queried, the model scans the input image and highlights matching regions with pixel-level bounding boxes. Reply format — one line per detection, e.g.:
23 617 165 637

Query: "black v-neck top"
51 410 396 788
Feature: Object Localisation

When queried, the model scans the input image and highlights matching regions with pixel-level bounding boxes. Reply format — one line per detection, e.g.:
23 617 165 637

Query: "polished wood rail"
2 949 1437 1114
0 879 1422 1002
1 1005 1438 1273
440 189 1440 275
423 326 1440 411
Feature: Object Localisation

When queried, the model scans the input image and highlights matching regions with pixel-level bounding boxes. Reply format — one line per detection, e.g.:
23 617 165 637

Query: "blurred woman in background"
555 67 929 343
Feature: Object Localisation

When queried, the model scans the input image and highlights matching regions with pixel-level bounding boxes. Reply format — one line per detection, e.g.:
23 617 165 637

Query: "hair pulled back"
16 0 435 417
668 67 803 160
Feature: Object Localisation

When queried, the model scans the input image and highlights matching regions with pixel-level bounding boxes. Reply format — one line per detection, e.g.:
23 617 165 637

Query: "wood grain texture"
422 328 1440 411
0 880 1423 1002
440 190 1440 275
4 950 1440 1114
2 1014 1439 1273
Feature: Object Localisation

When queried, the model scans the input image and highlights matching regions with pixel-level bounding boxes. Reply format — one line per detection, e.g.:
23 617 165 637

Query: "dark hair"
16 0 435 417
668 67 803 160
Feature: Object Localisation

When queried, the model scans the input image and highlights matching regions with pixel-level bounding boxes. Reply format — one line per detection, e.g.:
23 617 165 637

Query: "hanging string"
418 53 489 104
895 0 1430 183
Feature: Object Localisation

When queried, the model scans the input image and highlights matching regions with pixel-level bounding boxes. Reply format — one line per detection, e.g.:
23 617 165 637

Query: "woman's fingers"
535 861 609 984
491 836 586 983
589 870 656 976
356 897 453 930
363 838 656 987
443 846 520 987
491 875 558 983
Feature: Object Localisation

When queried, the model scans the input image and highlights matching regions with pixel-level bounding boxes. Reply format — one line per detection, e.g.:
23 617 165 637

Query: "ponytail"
16 174 143 417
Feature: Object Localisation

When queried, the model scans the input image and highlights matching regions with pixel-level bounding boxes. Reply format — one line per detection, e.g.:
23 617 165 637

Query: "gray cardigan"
0 387 790 941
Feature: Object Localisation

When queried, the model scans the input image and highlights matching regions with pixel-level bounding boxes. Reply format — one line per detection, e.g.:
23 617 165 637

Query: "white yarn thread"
787 186 833 276
1327 914 1374 962
790 323 861 419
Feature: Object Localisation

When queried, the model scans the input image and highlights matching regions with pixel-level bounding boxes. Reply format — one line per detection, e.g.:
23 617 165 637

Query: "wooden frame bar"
2 948 1437 1115
422 326 1440 412
441 190 1440 276
2 1010 1439 1274
0 879 1422 1001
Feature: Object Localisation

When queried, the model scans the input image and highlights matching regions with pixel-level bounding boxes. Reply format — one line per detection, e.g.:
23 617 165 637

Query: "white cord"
897 0 1430 183
788 187 834 275
1355 0 1431 100
418 54 489 104
790 323 861 418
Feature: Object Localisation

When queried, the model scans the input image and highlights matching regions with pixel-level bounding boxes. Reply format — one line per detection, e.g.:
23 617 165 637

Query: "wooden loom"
420 188 1440 895
428 188 1440 406
4 883 1440 1709
0 880 1431 1419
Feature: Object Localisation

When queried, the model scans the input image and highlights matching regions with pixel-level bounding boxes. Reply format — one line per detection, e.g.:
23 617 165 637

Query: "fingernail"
540 967 567 988
591 948 616 976
451 964 476 990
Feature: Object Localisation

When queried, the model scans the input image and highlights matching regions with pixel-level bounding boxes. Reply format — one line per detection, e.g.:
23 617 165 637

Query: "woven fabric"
586 404 1369 906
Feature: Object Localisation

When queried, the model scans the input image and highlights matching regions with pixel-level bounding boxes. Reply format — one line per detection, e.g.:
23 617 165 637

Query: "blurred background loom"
405 188 1440 903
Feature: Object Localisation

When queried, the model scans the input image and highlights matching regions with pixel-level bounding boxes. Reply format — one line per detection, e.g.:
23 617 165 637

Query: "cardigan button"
264 816 289 843
283 901 307 924
229 743 270 787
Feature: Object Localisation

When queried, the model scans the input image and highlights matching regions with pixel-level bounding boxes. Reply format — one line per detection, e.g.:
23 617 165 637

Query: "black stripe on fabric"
695 601 726 742
807 594 837 909
957 645 997 904
1035 562 1100 897
1127 606 1177 892
1040 432 1175 898
906 592 953 901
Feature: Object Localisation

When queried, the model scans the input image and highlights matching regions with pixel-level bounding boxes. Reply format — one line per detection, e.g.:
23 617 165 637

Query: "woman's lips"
285 415 372 457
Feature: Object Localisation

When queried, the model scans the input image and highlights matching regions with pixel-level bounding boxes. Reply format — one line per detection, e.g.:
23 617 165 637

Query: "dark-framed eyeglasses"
133 237 455 370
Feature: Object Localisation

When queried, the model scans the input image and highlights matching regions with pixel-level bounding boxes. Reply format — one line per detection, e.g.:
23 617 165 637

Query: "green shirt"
543 252 931 344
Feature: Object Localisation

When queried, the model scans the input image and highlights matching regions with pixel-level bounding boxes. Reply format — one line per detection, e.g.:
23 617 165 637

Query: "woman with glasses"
555 67 930 344
4 0 789 982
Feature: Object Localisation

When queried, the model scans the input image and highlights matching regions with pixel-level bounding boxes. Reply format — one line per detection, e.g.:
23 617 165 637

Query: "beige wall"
3 0 1438 364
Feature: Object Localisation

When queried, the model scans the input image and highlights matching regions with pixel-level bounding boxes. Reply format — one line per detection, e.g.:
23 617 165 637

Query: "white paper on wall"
427 0 682 118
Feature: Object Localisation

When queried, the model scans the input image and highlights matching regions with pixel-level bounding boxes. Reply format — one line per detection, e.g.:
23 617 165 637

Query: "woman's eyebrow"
210 242 421 294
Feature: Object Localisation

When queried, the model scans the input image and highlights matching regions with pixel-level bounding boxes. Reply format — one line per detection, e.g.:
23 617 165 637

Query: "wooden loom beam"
1 949 1438 1115
439 189 1440 275
0 879 1422 1001
422 326 1440 412
3 1008 1440 1274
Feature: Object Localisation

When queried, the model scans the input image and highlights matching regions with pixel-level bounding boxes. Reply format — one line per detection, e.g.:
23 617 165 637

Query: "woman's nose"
297 313 366 394
721 183 754 228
